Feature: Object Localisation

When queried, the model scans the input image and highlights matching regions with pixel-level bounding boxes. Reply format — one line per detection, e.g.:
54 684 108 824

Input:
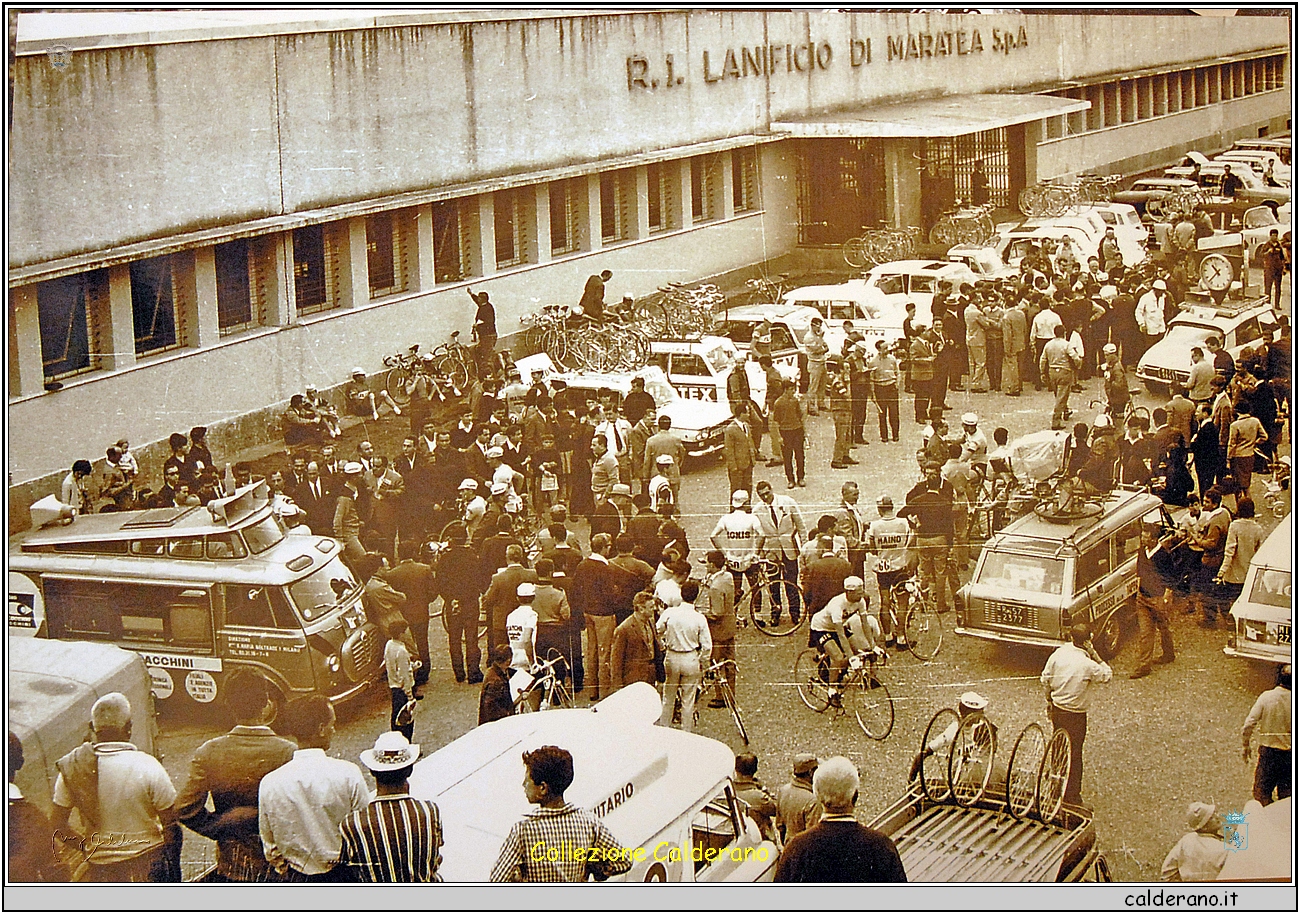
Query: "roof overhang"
771 93 1091 138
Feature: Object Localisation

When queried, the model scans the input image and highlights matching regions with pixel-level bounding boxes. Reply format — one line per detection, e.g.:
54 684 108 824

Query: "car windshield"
703 342 736 374
977 552 1066 595
1244 207 1278 229
242 515 286 555
873 275 906 296
1248 569 1291 608
288 557 360 622
1164 324 1217 348
642 373 680 407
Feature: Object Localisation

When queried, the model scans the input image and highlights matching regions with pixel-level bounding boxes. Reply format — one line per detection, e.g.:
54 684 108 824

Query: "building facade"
6 9 1290 524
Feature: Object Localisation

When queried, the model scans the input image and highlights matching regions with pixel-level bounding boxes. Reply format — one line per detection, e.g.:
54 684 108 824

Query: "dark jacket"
478 664 515 725
610 613 659 691
433 543 488 605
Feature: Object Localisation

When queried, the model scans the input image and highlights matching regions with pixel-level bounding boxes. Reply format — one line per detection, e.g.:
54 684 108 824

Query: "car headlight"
326 653 341 673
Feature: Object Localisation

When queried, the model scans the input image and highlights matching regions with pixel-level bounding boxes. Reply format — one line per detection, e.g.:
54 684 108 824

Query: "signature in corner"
53 829 153 855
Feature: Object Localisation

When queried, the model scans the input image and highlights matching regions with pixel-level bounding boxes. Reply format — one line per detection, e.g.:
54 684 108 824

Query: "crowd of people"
25 247 1292 885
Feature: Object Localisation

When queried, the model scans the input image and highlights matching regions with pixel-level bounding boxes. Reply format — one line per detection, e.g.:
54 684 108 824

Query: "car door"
691 784 778 882
669 352 718 402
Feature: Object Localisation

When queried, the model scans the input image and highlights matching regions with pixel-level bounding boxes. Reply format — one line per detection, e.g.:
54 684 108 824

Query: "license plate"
988 603 1026 626
1270 623 1292 645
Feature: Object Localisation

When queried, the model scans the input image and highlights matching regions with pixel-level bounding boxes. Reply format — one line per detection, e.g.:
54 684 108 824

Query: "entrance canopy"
772 93 1089 138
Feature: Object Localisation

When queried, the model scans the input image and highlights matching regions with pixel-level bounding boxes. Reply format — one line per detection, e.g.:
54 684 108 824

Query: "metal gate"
921 128 1009 229
796 138 886 245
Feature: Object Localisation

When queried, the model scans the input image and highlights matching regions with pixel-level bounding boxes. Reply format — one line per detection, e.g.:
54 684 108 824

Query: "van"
8 638 157 816
8 481 383 713
957 489 1169 660
1225 522 1291 664
407 683 778 882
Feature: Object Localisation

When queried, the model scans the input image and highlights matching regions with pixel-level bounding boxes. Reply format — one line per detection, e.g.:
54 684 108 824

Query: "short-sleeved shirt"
506 604 538 671
811 593 865 633
52 742 177 865
711 511 765 569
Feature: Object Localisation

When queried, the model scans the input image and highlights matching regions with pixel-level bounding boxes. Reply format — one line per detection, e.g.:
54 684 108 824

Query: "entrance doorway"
796 139 886 244
920 128 1012 230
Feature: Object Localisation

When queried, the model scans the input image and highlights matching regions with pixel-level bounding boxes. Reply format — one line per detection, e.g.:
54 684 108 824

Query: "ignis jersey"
711 511 765 568
867 517 913 573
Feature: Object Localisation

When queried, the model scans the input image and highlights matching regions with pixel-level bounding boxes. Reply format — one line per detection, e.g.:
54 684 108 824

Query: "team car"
801 261 980 333
647 336 797 405
407 683 778 882
945 244 1017 281
718 303 833 376
1224 521 1291 664
996 225 1094 271
1112 176 1201 216
1240 202 1294 266
514 353 731 458
1134 296 1280 395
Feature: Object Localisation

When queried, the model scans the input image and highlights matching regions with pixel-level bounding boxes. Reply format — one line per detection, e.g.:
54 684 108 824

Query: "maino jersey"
867 516 912 573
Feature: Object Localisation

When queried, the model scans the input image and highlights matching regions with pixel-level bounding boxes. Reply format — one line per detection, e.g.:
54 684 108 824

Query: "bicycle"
742 272 792 307
883 575 944 661
929 204 997 248
428 330 473 390
686 658 748 744
382 343 421 407
794 646 894 740
732 558 804 637
1004 722 1072 823
917 707 996 807
512 651 574 713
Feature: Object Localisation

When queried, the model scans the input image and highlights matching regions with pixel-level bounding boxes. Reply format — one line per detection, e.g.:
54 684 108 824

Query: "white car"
1241 203 1294 265
996 225 1094 271
1079 202 1149 248
514 353 731 458
785 261 979 336
1017 212 1146 266
1134 297 1280 394
1216 150 1291 188
945 244 1017 281
719 302 845 373
647 335 796 406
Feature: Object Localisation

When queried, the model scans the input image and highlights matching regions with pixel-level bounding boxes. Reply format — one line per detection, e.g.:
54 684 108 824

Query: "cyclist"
808 577 881 705
709 490 768 602
959 413 989 480
908 692 997 783
865 495 915 650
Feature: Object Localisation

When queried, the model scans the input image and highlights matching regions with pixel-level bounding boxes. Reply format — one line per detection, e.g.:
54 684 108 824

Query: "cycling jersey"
867 517 913 573
505 604 537 673
810 593 865 632
710 511 765 569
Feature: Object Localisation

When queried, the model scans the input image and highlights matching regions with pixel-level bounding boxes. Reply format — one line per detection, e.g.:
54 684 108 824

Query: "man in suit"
754 480 806 627
835 481 868 578
384 539 437 691
802 536 853 621
480 544 538 655
175 671 295 882
293 461 335 537
723 406 757 498
643 416 686 502
570 533 617 702
610 591 659 693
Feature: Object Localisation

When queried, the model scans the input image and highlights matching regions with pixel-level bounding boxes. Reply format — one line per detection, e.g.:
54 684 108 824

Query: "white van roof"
407 683 735 881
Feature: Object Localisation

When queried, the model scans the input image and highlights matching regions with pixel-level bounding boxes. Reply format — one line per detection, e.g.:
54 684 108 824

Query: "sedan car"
1135 297 1280 395
647 335 797 406
1240 203 1293 265
1113 176 1201 216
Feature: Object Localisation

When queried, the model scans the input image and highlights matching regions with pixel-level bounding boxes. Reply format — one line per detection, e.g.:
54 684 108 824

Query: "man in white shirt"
809 576 874 703
754 480 807 628
506 583 540 707
1040 623 1113 805
259 696 371 881
1030 303 1062 390
1241 663 1291 806
1135 279 1169 354
655 579 712 732
51 692 178 882
710 490 768 601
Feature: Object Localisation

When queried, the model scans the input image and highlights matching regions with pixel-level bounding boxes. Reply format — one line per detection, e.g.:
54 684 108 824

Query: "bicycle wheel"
718 671 749 745
1005 723 1047 820
1036 728 1071 823
920 708 960 802
904 600 944 661
929 220 953 247
745 572 804 637
385 366 412 407
794 649 831 712
847 669 894 740
948 714 997 808
435 354 470 392
843 236 869 270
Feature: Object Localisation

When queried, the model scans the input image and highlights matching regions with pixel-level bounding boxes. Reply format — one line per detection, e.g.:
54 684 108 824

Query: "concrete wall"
10 11 1286 267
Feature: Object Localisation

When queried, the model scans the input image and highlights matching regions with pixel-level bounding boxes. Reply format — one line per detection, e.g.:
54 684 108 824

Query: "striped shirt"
339 795 443 882
490 803 632 882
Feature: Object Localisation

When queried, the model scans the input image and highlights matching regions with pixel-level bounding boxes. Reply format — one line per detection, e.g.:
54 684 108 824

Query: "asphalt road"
156 370 1289 883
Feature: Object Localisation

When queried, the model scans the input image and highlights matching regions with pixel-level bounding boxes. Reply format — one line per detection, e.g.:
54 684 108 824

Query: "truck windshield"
977 552 1066 595
288 557 360 622
243 515 286 555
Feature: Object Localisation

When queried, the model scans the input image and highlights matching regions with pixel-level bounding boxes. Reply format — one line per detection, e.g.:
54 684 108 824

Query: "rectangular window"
647 162 665 231
549 179 582 256
1194 68 1208 107
1182 70 1195 109
432 200 466 283
130 255 179 355
1085 85 1103 132
37 273 94 378
600 171 632 243
1136 77 1153 120
214 239 254 336
1119 80 1136 123
690 157 706 221
366 212 397 296
1152 74 1168 116
1221 64 1235 100
1102 82 1120 127
494 188 524 269
293 225 329 315
1044 114 1064 141
732 147 758 213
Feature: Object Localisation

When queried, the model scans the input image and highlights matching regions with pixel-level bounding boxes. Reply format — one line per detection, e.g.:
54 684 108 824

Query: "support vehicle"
1224 521 1292 664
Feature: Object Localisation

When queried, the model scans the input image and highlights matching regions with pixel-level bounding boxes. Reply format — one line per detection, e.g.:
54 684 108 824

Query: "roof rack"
120 506 201 529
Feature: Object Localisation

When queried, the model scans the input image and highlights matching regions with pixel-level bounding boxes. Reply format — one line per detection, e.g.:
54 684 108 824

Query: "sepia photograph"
5 4 1294 908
